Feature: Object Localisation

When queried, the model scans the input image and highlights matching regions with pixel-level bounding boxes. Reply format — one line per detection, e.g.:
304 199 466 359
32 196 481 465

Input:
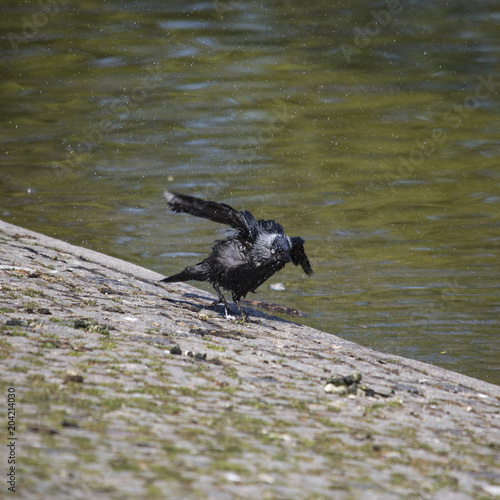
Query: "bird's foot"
223 306 250 323
234 310 252 323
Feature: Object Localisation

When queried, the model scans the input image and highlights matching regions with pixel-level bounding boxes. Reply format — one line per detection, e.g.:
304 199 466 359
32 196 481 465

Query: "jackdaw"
159 191 313 321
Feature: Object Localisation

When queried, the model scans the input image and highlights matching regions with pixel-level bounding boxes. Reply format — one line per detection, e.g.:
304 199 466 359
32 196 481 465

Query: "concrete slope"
1 219 499 499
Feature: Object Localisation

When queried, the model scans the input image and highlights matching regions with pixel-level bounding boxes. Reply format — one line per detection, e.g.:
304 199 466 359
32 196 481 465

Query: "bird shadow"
161 291 298 324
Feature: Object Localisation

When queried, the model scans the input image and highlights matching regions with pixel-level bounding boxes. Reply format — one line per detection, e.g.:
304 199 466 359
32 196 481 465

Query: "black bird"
159 191 313 321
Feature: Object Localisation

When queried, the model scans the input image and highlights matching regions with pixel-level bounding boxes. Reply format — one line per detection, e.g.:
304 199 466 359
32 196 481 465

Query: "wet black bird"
159 191 313 321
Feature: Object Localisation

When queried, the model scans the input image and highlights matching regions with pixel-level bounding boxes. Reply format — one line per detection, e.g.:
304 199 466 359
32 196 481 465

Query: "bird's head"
253 233 291 265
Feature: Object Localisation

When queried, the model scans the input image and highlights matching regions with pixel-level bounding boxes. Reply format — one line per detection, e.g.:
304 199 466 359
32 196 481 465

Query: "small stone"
73 318 109 335
74 318 90 329
225 472 241 483
257 473 275 484
360 386 376 397
324 383 348 395
61 420 79 428
64 370 84 383
187 351 207 360
483 485 500 496
326 373 362 387
270 282 286 291
346 372 362 385
325 373 364 396
170 345 182 355
6 319 24 326
90 324 109 335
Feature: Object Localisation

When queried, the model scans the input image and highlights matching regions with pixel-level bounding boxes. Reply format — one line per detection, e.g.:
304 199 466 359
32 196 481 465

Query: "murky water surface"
1 1 499 384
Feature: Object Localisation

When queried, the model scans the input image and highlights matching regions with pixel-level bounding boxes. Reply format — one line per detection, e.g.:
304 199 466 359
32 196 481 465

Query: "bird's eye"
271 248 276 254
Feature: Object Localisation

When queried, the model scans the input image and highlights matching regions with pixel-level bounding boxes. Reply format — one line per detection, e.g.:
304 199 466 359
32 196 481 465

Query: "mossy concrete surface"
1 219 499 500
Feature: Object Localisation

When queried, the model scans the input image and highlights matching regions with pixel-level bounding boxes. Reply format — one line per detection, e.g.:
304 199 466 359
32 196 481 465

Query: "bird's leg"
232 293 249 322
212 284 233 317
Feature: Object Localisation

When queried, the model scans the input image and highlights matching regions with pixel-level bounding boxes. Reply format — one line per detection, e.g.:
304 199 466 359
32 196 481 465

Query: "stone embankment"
0 219 499 499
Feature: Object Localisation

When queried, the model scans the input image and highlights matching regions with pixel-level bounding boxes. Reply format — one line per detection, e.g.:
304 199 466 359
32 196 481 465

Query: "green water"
1 1 499 384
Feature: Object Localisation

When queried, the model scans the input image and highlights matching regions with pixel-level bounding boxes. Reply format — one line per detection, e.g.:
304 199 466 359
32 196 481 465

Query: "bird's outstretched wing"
164 191 255 237
290 236 313 276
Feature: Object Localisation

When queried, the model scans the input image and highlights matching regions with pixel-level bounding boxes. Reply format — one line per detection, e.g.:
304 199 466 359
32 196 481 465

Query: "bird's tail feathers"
159 263 208 283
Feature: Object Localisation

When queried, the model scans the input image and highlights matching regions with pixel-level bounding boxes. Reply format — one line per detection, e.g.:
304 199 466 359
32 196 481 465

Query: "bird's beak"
278 250 291 263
